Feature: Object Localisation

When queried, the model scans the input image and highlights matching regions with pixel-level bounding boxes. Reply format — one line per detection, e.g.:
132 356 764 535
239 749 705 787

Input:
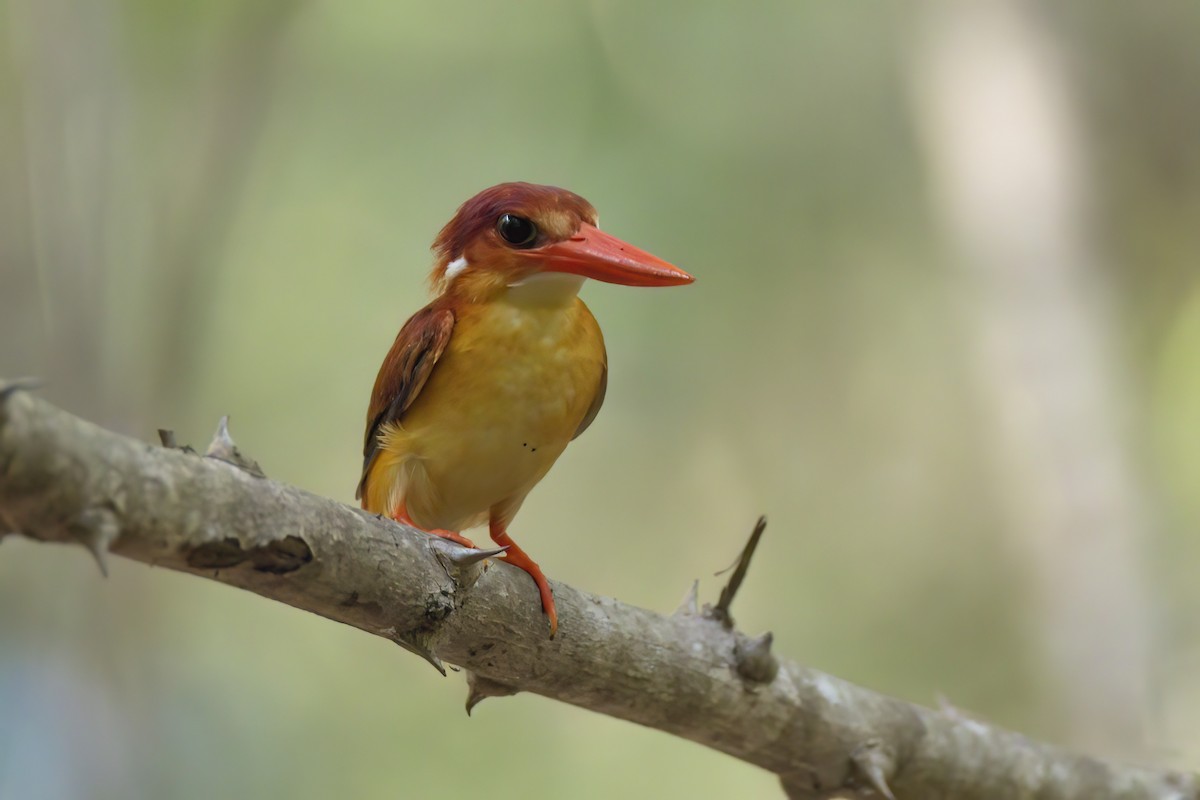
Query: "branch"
0 383 1194 800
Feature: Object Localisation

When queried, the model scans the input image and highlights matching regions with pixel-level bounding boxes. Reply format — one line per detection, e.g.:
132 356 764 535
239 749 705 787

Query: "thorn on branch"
70 507 121 577
734 630 779 684
708 515 767 629
0 512 19 542
777 772 816 800
465 670 518 715
156 428 197 454
388 629 446 676
0 377 43 403
204 416 265 477
673 579 700 617
431 538 508 588
935 692 972 723
850 740 897 800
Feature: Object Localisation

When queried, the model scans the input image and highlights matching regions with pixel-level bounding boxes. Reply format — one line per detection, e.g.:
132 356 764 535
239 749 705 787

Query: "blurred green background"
3 1 1200 798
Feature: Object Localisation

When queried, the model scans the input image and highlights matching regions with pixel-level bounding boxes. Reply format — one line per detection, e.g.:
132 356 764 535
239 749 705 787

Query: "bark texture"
0 384 1195 800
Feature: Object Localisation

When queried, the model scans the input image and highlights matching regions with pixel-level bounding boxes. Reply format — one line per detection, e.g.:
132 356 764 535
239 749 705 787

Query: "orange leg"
394 504 476 549
489 519 557 637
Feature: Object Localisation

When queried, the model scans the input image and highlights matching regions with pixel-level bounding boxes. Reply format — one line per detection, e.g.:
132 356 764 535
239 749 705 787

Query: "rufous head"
428 182 693 298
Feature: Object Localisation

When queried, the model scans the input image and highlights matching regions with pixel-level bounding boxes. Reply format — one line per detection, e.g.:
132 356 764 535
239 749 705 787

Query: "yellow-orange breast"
364 286 605 531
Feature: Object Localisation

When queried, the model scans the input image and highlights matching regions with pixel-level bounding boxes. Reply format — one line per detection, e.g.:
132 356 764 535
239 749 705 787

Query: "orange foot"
394 506 476 549
489 519 557 637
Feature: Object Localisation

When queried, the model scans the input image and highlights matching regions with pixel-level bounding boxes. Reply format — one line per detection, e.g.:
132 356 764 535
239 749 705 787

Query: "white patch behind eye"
445 256 469 280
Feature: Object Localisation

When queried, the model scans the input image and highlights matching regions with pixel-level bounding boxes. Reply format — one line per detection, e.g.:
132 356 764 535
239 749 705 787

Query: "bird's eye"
497 214 538 248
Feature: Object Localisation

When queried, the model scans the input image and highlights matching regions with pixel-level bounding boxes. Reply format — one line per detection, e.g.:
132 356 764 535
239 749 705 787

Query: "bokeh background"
3 1 1200 797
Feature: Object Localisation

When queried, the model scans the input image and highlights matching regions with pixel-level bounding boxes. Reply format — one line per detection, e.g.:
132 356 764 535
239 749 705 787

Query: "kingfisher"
357 182 693 636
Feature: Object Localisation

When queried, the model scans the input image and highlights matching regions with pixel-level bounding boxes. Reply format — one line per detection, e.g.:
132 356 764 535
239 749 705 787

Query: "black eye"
497 214 538 248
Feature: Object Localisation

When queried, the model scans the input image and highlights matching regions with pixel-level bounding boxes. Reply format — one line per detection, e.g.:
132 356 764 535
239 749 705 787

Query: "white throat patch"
445 256 469 281
505 272 586 307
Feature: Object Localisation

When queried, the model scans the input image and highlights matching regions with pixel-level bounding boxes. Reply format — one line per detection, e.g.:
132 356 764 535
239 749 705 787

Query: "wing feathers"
357 305 455 501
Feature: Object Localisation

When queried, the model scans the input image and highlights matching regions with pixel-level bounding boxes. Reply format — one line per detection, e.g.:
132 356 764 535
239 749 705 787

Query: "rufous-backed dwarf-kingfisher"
357 182 693 636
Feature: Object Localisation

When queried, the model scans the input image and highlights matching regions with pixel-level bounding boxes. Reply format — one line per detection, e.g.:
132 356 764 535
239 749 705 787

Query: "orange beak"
531 223 694 287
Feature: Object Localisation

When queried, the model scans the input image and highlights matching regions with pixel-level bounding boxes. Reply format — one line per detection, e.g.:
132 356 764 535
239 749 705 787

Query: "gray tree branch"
0 383 1194 800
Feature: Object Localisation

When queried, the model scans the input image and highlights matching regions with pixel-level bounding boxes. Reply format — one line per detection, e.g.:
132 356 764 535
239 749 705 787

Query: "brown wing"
356 304 455 501
573 361 607 440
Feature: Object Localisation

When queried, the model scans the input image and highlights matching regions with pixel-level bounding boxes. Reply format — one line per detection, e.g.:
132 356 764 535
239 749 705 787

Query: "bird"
357 182 693 636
